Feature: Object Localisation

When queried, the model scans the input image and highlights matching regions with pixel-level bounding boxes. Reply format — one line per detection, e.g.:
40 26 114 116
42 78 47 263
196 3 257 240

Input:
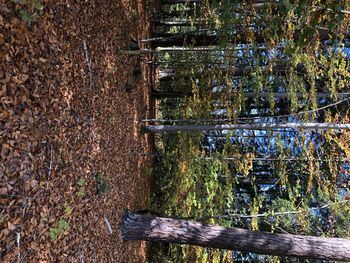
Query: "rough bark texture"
145 122 350 133
121 211 350 261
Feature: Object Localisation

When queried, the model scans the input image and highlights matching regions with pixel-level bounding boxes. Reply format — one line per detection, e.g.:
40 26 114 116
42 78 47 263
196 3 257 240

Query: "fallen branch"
83 40 93 89
48 144 53 180
16 232 20 263
103 215 113 234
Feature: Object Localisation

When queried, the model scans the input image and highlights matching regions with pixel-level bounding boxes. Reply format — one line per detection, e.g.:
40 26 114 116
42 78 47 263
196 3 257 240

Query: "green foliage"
76 178 86 198
333 205 350 237
270 198 296 231
142 163 154 177
49 219 69 241
64 206 73 216
49 228 60 241
76 190 85 198
13 0 42 25
19 9 36 23
95 173 108 195
77 178 85 187
150 0 350 261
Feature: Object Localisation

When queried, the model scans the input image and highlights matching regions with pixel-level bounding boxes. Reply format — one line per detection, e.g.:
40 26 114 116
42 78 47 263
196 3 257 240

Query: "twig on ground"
103 215 113 234
16 232 20 263
48 144 53 180
78 240 85 263
22 199 30 218
83 40 93 88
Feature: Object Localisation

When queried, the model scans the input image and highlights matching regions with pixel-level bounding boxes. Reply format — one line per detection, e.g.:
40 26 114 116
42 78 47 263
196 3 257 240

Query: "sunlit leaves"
152 0 350 261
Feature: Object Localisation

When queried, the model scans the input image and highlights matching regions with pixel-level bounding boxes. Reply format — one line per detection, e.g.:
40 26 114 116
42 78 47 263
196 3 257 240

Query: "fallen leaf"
39 57 47 63
0 187 7 195
7 221 16 231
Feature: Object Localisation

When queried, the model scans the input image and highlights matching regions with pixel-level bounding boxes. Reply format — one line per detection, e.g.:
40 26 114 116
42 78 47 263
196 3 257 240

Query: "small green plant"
76 190 85 197
142 166 153 177
64 206 73 216
77 178 85 187
107 116 116 125
13 0 42 25
76 178 86 198
95 173 108 195
49 219 69 241
19 9 36 23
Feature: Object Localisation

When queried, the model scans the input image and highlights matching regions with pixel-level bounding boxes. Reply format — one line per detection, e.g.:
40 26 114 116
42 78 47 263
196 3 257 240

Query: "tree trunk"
225 92 350 99
151 90 350 99
147 33 259 48
144 122 350 133
121 211 350 261
147 28 349 47
158 64 301 83
154 18 209 27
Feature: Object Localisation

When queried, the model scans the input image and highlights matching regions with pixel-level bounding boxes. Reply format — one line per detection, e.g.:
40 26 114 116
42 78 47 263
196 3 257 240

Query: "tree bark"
121 211 350 261
151 90 350 99
147 28 349 47
154 18 209 27
144 122 350 133
158 64 306 83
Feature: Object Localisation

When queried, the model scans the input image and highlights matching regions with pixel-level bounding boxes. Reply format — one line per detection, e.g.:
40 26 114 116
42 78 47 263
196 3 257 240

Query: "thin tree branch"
188 199 350 221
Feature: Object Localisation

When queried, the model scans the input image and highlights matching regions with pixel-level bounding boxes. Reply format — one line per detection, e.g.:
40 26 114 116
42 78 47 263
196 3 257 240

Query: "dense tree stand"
121 210 350 261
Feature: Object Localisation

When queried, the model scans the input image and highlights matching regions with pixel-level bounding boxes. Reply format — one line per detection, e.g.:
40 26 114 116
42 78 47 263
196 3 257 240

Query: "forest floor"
1 0 155 262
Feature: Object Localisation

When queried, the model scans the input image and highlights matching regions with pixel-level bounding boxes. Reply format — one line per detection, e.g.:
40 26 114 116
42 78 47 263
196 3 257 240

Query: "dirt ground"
1 0 155 261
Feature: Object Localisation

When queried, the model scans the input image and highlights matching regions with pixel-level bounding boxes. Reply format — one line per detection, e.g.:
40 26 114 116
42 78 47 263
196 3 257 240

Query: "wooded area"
1 0 349 262
121 0 350 262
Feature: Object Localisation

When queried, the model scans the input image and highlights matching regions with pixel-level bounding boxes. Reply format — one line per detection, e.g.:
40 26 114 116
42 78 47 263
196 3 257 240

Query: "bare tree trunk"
230 92 350 99
151 91 350 99
146 33 257 48
144 122 350 133
158 64 299 82
121 211 350 261
154 18 210 26
146 28 349 47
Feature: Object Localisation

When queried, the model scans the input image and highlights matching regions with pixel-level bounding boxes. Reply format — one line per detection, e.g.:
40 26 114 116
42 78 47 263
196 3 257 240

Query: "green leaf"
58 219 69 231
33 0 42 11
76 190 85 198
95 174 108 195
19 9 36 23
64 206 73 216
49 228 59 241
77 178 85 187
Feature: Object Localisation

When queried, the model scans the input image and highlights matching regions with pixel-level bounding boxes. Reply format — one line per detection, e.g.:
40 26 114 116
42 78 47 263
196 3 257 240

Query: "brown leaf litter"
0 0 155 261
